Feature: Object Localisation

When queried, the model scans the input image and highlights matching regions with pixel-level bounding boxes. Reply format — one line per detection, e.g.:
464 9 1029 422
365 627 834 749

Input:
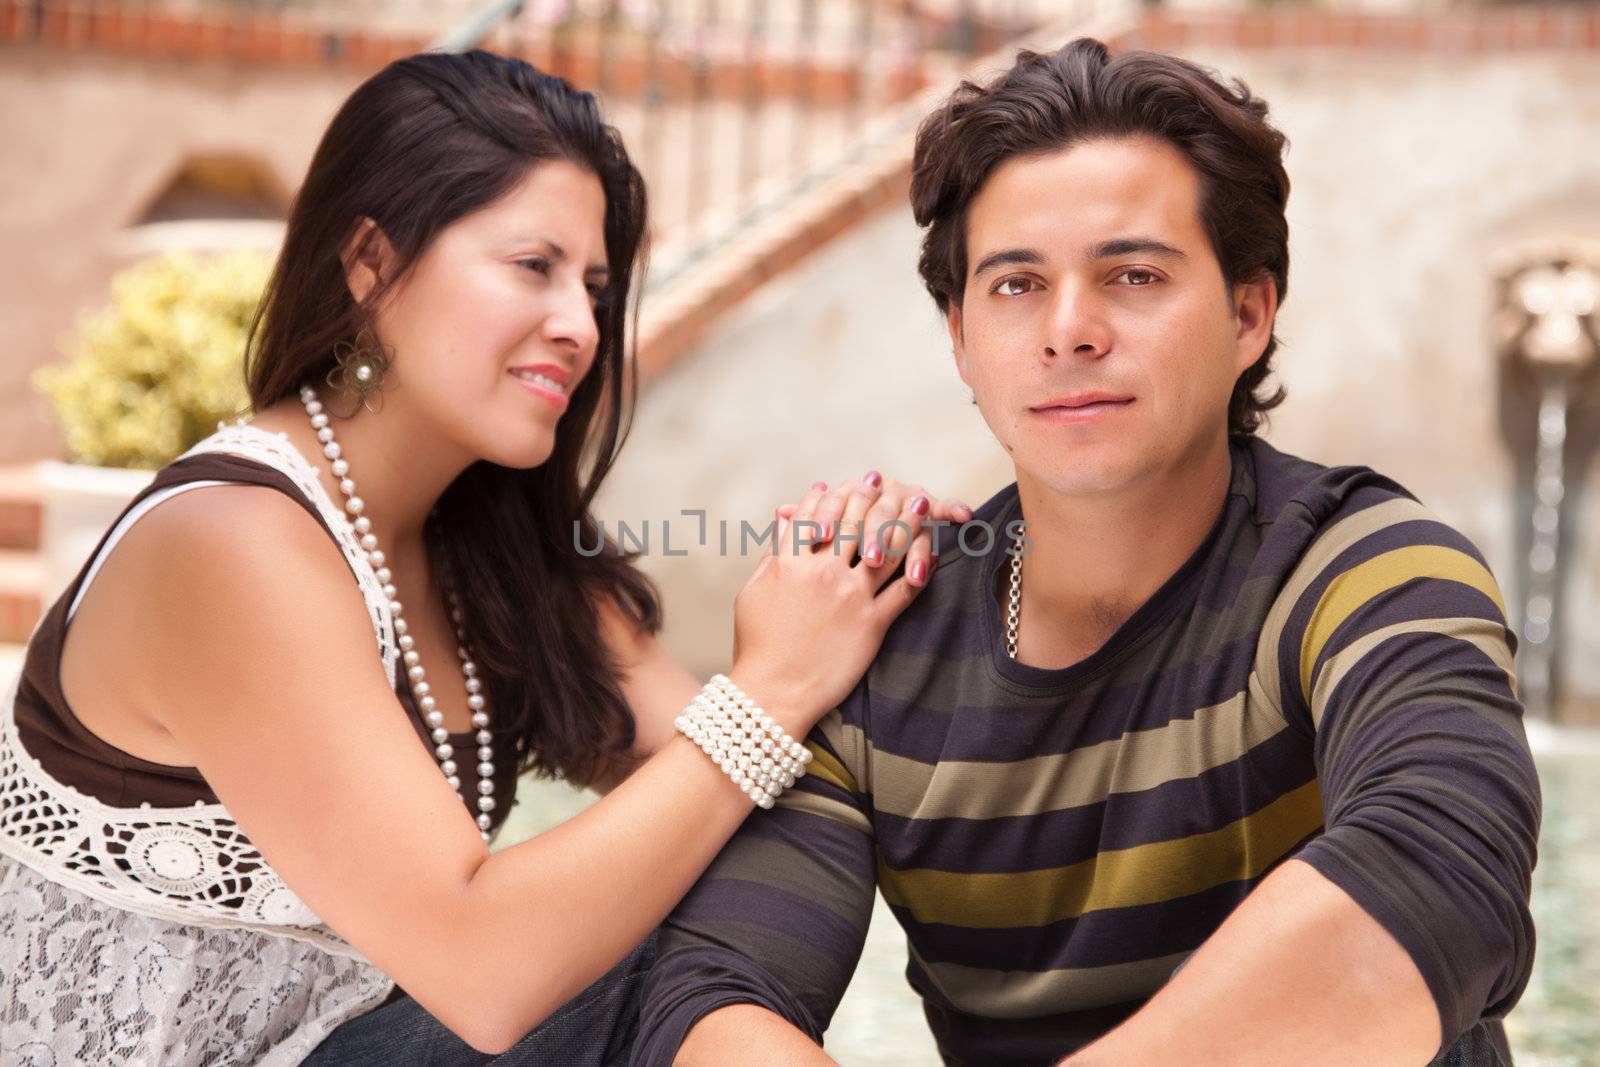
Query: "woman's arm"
594 474 972 793
584 594 700 793
129 481 927 1054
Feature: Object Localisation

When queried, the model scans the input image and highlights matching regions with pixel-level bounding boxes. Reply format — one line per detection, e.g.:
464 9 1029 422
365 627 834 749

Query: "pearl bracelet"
674 674 813 809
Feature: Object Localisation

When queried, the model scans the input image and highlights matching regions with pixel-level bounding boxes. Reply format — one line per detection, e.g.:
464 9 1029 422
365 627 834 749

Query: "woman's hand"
783 470 972 586
729 472 970 737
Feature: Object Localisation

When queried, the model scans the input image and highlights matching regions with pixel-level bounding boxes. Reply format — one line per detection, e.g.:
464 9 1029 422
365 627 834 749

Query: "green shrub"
35 249 269 469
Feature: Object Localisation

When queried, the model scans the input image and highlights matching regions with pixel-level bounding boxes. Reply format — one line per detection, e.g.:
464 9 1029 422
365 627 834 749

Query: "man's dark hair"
911 37 1291 435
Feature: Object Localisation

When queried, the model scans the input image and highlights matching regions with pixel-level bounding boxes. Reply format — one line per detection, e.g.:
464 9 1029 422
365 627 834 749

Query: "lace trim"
0 672 361 955
0 422 401 955
0 853 393 1067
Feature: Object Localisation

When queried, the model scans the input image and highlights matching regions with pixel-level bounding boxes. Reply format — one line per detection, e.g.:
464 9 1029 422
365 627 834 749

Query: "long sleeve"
632 701 879 1066
1267 486 1541 1056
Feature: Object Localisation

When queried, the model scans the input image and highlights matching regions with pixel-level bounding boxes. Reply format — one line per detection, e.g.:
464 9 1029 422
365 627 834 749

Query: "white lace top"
0 425 408 1065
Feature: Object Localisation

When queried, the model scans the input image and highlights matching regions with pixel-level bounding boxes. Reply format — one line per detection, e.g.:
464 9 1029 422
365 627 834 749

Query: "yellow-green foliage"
35 250 270 469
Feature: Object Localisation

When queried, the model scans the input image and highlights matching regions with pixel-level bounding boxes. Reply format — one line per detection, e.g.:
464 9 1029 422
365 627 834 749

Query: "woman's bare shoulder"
116 481 368 654
61 480 371 765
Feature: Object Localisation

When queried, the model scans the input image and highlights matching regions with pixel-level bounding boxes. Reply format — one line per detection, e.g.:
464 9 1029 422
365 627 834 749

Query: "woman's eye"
994 276 1037 297
1117 268 1160 286
518 257 551 275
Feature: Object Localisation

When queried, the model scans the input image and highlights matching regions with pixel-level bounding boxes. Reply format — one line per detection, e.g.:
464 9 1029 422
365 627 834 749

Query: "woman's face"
361 159 611 470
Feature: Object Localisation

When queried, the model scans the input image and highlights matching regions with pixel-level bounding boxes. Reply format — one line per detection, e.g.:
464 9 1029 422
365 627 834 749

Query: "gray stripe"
707 835 875 926
1256 497 1438 716
910 944 1190 1017
775 789 874 836
857 691 1288 822
1309 616 1519 730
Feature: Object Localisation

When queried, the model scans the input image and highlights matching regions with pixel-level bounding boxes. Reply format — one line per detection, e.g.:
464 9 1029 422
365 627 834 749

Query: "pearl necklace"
1006 524 1025 660
298 385 497 843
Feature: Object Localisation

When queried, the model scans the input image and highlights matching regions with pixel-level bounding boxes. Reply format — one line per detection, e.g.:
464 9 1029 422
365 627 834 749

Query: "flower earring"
327 327 392 413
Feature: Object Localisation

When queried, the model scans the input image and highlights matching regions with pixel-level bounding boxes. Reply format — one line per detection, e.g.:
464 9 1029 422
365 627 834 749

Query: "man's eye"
994 276 1037 297
1117 269 1160 286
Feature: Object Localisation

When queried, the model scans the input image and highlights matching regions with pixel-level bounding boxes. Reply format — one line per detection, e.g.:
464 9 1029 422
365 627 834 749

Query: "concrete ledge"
0 465 40 553
0 549 43 646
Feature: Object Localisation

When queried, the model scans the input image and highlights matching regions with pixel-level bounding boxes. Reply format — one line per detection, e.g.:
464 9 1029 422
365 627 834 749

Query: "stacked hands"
712 471 973 759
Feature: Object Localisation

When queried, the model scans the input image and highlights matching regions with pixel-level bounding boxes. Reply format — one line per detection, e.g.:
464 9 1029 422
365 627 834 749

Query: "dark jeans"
1430 1021 1513 1067
301 935 657 1066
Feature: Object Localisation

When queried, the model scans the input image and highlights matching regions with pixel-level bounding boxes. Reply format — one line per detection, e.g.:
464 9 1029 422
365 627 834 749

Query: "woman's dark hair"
246 50 657 787
911 38 1290 435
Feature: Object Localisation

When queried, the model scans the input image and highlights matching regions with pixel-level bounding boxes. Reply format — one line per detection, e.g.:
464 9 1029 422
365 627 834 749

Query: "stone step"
0 547 44 646
0 464 41 552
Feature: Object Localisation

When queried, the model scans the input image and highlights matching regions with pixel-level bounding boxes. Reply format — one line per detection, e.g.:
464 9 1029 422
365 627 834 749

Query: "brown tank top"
10 450 519 833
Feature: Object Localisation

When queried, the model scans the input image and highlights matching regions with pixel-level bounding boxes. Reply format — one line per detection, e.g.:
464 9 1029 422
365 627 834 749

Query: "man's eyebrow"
971 248 1045 278
971 238 1186 279
1088 237 1187 261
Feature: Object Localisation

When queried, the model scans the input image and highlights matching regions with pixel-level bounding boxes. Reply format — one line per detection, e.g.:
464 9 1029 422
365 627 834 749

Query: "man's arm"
677 1005 837 1065
633 706 878 1066
1064 858 1437 1064
1070 493 1540 1064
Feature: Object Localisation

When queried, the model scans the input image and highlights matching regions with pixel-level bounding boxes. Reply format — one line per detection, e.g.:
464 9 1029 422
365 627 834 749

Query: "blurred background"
1 0 1597 1061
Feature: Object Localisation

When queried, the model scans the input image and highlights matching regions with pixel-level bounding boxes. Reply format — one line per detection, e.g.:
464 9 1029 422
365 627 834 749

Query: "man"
635 37 1539 1066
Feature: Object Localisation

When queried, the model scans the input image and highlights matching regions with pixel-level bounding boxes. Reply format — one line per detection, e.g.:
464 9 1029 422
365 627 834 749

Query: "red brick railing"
1141 4 1600 53
0 0 429 68
0 0 928 104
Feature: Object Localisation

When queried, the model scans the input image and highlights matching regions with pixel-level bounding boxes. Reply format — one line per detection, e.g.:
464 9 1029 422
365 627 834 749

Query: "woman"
0 51 961 1064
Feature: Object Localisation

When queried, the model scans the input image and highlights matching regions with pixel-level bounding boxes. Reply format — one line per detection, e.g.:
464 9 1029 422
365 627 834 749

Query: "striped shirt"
635 437 1540 1066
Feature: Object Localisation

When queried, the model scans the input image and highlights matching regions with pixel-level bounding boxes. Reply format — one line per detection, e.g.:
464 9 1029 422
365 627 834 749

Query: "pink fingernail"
911 495 929 516
812 481 828 492
820 521 833 540
864 470 882 488
865 543 883 565
911 560 927 585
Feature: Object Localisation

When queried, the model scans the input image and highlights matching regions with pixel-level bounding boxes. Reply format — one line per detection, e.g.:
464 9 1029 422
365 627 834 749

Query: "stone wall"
0 47 363 461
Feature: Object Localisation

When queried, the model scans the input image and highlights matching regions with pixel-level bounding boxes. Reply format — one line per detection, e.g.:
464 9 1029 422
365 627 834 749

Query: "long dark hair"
911 38 1291 435
246 50 659 786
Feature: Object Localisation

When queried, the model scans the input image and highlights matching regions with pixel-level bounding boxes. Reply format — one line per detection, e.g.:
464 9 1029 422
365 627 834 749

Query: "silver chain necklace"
1006 523 1025 660
299 385 497 843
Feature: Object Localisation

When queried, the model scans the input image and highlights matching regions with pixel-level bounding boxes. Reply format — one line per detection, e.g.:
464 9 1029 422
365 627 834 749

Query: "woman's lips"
508 369 570 413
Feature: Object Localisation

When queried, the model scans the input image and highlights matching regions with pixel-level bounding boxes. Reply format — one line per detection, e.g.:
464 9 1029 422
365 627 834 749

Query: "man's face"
949 136 1275 498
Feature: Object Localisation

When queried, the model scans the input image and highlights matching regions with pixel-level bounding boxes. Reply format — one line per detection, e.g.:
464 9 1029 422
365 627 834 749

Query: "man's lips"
1029 392 1135 422
1030 391 1132 415
1031 391 1134 410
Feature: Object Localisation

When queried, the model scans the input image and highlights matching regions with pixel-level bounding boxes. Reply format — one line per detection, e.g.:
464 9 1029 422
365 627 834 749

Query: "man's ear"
1231 273 1279 377
947 300 971 387
340 217 395 308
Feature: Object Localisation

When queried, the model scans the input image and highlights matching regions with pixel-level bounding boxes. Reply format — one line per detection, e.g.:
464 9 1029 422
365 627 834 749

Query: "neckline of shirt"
977 444 1253 694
